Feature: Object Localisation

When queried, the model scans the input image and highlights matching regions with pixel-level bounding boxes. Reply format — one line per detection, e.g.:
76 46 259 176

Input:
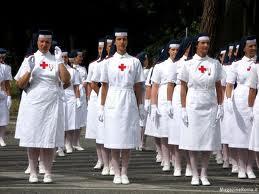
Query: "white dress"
168 56 187 145
85 60 98 139
226 56 255 149
148 58 177 138
179 54 224 151
64 64 81 131
220 65 232 144
14 58 28 139
139 68 150 127
144 67 154 136
17 50 65 148
74 64 88 128
0 64 10 126
101 52 145 149
91 59 107 144
248 62 259 151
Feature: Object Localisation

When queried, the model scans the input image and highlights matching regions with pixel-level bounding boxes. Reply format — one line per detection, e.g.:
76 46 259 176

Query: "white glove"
7 96 12 110
226 98 233 113
139 104 146 120
166 101 174 118
144 99 151 114
98 105 104 122
76 98 81 108
55 46 64 64
182 108 188 127
215 105 224 122
27 55 35 72
151 105 160 127
249 107 254 122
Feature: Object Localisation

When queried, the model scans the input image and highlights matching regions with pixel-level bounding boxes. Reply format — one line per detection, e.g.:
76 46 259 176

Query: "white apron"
101 52 145 149
179 54 223 151
0 64 9 126
227 56 255 148
18 51 65 148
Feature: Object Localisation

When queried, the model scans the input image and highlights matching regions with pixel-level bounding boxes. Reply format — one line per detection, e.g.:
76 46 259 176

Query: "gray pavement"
0 116 258 194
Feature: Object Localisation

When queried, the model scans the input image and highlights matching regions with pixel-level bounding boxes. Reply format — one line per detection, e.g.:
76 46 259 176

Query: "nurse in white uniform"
85 39 104 169
98 28 145 184
91 37 115 175
0 48 12 146
167 37 192 177
150 39 179 172
179 33 224 186
15 30 70 183
72 50 87 151
226 35 257 179
136 51 150 151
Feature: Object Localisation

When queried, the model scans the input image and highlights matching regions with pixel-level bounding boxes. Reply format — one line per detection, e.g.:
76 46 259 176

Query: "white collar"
35 50 50 57
114 52 129 59
193 54 209 61
242 55 256 62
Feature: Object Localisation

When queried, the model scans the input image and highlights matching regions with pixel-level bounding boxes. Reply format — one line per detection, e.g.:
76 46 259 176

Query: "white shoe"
247 170 256 179
216 158 223 165
56 148 65 157
25 166 30 174
191 176 200 185
200 176 211 186
29 174 38 183
101 167 110 176
156 154 162 163
113 175 121 184
73 145 84 151
65 144 73 154
173 169 181 177
222 161 230 168
94 161 103 169
185 166 192 177
0 137 6 147
162 164 170 171
238 170 247 179
43 174 53 183
160 160 165 167
231 165 238 173
109 166 115 175
121 175 130 184
39 164 45 174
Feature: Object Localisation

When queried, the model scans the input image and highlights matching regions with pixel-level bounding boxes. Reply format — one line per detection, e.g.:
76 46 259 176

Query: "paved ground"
0 116 259 194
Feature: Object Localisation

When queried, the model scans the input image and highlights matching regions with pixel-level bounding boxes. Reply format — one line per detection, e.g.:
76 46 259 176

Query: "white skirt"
85 91 98 139
220 97 232 144
179 88 221 151
228 85 252 149
249 96 259 151
96 86 104 144
0 95 9 126
77 85 87 128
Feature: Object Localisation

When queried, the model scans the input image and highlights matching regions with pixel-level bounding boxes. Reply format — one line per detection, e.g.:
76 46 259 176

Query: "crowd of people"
0 28 258 186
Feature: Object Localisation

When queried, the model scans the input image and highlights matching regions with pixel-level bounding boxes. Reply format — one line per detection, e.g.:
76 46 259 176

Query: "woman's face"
244 42 257 58
143 58 149 68
62 55 69 64
168 47 179 60
196 41 210 56
115 36 128 53
37 37 51 53
98 46 103 57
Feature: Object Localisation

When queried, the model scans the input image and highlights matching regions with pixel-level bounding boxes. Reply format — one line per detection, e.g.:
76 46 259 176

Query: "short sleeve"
215 61 225 82
145 67 153 86
151 63 161 84
248 64 258 89
134 59 145 83
179 61 189 82
4 65 12 80
226 62 237 84
167 62 177 83
86 62 94 83
14 58 29 81
100 59 108 83
91 62 101 82
73 69 81 85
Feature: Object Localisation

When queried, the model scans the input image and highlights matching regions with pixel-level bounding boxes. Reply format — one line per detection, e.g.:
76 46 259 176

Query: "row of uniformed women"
144 33 228 186
0 48 12 147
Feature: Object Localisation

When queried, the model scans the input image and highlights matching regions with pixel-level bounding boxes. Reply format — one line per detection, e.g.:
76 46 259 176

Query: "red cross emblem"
40 61 48 69
247 66 251 71
198 65 206 73
118 64 126 71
